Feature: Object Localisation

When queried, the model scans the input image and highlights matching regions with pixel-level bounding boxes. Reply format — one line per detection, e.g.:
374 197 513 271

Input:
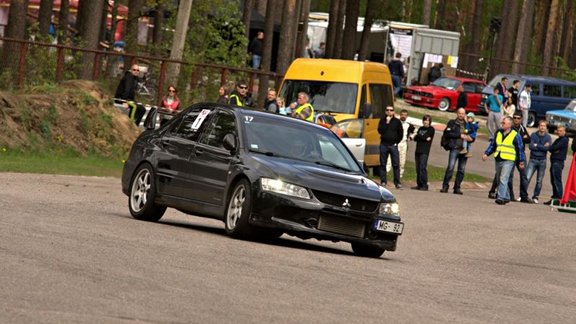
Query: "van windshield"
280 80 358 114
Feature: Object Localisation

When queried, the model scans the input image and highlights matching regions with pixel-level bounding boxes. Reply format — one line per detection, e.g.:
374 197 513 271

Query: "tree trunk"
258 0 278 107
38 0 54 37
1 0 28 76
333 0 346 58
341 0 359 60
543 0 559 75
292 0 303 59
358 0 376 61
296 0 311 58
533 0 551 56
77 0 105 80
422 0 432 26
277 0 297 74
242 0 255 38
126 0 144 61
434 0 446 30
512 1 533 74
167 0 193 84
58 0 70 43
325 0 341 58
152 3 166 55
495 0 521 74
99 3 108 43
560 0 574 64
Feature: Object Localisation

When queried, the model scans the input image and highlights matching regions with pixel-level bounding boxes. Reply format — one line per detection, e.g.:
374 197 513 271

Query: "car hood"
250 155 393 202
407 85 448 94
546 110 575 118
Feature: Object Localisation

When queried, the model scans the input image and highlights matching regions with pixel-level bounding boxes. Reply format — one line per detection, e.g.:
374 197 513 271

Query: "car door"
155 107 213 199
462 81 483 112
186 109 237 206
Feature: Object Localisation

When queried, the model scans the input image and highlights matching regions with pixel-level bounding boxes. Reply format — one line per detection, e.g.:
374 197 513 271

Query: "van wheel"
438 98 450 112
527 112 536 127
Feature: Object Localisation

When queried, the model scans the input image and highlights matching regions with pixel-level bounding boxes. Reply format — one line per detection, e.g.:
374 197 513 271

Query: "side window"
563 86 576 98
360 85 369 118
173 109 209 141
543 84 562 97
462 82 476 93
369 83 393 119
531 83 541 96
200 111 237 149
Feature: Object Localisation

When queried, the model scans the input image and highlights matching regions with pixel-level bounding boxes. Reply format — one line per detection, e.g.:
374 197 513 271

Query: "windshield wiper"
314 160 352 172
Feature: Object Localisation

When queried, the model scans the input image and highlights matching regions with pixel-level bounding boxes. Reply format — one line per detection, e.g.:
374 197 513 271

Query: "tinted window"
200 111 236 149
563 86 576 98
173 109 211 141
279 80 358 114
369 83 393 119
543 84 562 97
462 82 478 93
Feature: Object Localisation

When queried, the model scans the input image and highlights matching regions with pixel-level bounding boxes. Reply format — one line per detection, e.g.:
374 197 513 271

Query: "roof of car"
442 76 485 83
491 73 576 85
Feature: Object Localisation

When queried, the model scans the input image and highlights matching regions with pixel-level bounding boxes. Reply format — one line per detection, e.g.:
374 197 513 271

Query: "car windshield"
432 78 461 90
565 100 576 112
242 115 362 173
279 80 358 114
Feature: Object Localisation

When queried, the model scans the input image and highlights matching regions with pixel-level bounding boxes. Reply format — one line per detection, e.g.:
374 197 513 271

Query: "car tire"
351 242 386 258
438 98 451 112
527 112 536 127
129 163 167 221
225 179 255 238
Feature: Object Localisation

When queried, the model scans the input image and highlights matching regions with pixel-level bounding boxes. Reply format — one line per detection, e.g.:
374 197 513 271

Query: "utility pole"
167 0 193 84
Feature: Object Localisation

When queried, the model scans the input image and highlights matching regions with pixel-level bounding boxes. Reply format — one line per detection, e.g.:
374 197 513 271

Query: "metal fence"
0 37 282 107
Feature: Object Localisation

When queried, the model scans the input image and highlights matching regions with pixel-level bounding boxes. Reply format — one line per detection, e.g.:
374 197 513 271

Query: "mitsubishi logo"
342 199 351 209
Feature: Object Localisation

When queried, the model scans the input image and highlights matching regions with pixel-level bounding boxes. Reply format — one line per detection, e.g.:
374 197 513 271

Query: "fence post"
157 60 167 106
220 68 228 87
17 42 29 88
55 46 65 83
92 52 102 80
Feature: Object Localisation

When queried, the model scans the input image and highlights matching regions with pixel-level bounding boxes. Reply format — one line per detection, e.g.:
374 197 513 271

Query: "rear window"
280 80 358 114
563 86 576 99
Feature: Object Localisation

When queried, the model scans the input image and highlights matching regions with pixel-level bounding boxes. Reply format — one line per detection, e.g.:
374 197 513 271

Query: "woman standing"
160 85 181 126
411 115 435 191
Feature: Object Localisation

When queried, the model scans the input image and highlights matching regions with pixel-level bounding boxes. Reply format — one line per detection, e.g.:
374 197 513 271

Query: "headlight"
261 178 311 199
379 202 400 216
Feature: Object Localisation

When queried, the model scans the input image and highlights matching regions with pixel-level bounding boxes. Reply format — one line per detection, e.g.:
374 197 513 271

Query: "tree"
152 2 166 54
167 0 194 84
125 0 145 61
333 0 346 59
38 0 54 37
512 0 535 74
325 0 341 58
77 0 105 79
258 0 277 107
494 0 520 74
422 0 433 26
341 0 359 60
560 0 574 64
358 0 377 61
57 0 70 43
296 0 311 58
1 0 28 76
543 0 559 75
277 0 297 74
242 0 255 38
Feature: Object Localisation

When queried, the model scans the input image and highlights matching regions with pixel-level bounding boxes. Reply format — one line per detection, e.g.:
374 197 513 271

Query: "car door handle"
354 143 363 147
195 148 204 155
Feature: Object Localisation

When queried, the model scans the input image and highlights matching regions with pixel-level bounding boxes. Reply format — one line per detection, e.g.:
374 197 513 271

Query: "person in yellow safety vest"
290 91 314 122
482 116 526 205
228 80 254 107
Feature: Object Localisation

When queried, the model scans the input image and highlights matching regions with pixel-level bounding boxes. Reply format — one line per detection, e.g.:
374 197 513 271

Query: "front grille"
318 214 366 238
312 190 378 212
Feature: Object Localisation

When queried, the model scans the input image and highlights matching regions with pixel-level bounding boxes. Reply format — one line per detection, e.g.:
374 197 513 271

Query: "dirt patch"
0 80 139 157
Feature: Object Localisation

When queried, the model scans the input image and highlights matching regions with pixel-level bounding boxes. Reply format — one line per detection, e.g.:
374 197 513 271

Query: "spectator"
277 96 290 115
290 92 314 121
114 63 146 125
249 31 264 69
440 108 475 195
160 85 181 126
502 96 516 118
315 42 326 58
496 77 510 103
482 116 526 205
484 87 503 138
388 52 404 97
428 63 442 83
265 89 278 113
228 81 254 107
216 85 228 104
518 84 532 127
457 85 467 109
545 126 569 205
393 109 414 178
411 114 434 191
461 112 479 157
378 106 404 189
509 111 532 203
509 79 520 109
525 120 552 204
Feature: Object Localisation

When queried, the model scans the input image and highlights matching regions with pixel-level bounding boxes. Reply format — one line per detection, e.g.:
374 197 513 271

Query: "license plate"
412 95 421 101
374 220 404 234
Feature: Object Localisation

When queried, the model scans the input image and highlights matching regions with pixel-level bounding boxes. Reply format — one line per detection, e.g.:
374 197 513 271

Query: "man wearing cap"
518 84 532 127
228 81 254 107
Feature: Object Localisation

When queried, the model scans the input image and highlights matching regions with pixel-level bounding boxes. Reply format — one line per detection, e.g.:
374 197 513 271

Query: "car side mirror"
222 133 237 153
143 107 158 130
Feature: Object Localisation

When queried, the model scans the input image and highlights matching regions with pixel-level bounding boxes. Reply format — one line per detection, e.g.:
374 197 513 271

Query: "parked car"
403 76 486 113
480 74 576 127
121 103 404 258
546 98 576 134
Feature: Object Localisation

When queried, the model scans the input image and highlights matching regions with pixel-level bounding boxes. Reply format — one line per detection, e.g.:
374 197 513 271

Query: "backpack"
440 120 453 151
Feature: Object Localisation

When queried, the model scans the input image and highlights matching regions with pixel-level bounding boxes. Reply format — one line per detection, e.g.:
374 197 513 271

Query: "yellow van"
278 58 395 170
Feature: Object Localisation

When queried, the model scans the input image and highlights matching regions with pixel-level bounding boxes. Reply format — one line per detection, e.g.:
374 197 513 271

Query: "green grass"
369 160 490 183
0 149 124 178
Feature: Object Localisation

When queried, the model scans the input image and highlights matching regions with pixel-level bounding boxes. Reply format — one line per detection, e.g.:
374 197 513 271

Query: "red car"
403 77 486 113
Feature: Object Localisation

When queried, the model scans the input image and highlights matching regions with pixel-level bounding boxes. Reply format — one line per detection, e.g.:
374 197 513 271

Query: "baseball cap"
466 112 475 119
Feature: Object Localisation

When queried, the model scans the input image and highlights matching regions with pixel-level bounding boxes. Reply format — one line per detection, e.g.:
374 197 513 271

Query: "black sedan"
121 103 404 258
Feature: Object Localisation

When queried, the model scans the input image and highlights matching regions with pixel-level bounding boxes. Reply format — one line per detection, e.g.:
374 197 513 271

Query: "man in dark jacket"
115 64 146 125
388 52 404 97
441 108 474 194
411 115 435 191
249 31 264 69
228 81 254 107
378 106 404 189
545 126 569 205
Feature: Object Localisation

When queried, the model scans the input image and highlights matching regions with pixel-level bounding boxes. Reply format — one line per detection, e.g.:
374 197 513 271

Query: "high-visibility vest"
294 103 314 122
495 129 518 161
229 94 243 107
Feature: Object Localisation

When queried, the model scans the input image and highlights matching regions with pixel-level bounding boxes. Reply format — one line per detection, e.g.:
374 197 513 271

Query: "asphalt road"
1 172 576 323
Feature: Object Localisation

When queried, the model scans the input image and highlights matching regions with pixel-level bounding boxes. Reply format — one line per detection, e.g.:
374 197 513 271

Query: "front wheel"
351 242 386 258
437 98 451 112
129 164 166 221
225 179 255 239
527 112 536 127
